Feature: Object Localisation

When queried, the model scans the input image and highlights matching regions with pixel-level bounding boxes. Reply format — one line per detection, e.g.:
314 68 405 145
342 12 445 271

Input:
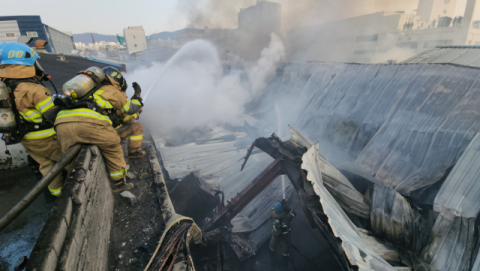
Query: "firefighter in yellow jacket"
0 42 64 196
54 66 143 192
115 80 145 159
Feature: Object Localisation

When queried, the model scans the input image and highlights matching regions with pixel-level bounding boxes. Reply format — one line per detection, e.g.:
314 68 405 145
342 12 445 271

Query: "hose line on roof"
0 144 82 232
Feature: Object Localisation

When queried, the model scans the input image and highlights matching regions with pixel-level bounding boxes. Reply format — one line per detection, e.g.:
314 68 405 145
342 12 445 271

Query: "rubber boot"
128 151 146 159
112 178 134 193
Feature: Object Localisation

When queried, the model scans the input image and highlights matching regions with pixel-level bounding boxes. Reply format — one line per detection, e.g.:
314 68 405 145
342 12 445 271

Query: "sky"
1 0 195 35
1 0 471 36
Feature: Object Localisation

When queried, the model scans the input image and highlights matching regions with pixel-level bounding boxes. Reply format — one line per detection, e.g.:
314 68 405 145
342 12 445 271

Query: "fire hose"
0 144 82 232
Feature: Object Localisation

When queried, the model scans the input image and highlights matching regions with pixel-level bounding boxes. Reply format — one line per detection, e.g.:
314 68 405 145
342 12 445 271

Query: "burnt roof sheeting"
473 251 480 271
401 47 480 67
309 139 371 218
260 63 480 196
301 144 395 271
420 212 477 271
353 63 480 194
370 184 415 250
434 133 480 218
155 131 294 233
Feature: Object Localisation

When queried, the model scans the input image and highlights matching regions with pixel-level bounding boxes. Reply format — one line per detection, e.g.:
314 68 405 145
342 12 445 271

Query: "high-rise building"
416 0 458 24
238 0 281 34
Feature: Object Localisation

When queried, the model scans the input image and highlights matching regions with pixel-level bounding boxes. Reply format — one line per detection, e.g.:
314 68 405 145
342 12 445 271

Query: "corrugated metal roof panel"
434 133 480 218
301 144 395 271
401 46 480 67
421 212 477 271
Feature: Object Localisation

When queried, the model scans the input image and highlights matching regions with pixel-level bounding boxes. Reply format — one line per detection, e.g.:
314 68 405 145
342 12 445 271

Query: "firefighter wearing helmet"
0 42 64 197
54 66 143 193
104 66 146 159
270 200 296 258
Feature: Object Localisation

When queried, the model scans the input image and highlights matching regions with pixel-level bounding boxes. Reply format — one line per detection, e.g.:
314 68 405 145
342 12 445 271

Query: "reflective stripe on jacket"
55 108 113 126
14 82 55 124
23 127 56 140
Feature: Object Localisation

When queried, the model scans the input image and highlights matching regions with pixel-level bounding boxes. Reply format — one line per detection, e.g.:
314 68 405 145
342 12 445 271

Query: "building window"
134 44 137 47
444 0 450 3
353 49 376 55
355 34 378 43
26 31 38 37
133 35 135 38
5 33 16 38
443 10 447 14
396 42 418 49
423 39 453 48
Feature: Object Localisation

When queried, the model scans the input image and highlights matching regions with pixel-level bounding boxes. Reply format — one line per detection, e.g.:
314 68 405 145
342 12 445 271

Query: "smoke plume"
125 34 285 140
174 0 418 30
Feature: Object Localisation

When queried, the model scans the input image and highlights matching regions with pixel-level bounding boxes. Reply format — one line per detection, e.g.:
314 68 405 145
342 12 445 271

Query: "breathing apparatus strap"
3 79 54 143
78 70 103 84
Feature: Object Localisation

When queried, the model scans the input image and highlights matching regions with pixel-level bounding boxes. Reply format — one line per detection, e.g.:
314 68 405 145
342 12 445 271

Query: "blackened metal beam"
205 157 284 231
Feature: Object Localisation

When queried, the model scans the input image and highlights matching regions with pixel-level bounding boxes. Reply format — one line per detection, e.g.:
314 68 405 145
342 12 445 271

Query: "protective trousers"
21 135 63 196
269 233 291 257
55 122 127 181
117 122 143 153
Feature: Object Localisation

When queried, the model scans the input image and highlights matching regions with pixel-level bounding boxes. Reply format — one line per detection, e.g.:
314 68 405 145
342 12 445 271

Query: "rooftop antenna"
91 32 96 44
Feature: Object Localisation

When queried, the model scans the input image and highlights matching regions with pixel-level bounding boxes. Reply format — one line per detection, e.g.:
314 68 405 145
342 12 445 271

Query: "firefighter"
0 42 64 196
269 200 296 257
104 67 145 159
54 67 143 192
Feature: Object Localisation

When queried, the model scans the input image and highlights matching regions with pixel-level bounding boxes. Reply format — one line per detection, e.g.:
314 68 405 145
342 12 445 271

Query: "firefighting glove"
132 82 142 95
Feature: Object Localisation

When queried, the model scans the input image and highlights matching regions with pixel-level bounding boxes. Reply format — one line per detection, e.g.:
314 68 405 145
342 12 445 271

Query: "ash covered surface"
108 145 165 271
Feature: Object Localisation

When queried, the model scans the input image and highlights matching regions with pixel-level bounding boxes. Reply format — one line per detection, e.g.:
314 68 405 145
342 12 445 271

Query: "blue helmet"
274 202 284 215
0 42 39 66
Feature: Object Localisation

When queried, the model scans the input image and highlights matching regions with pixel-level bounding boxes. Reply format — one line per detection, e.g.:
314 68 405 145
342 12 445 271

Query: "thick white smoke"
124 33 285 140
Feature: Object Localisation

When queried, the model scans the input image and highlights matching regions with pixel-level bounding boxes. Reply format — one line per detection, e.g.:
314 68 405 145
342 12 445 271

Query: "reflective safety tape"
123 113 138 122
19 110 43 123
115 124 123 130
132 99 142 106
93 94 113 109
110 168 127 178
56 109 112 125
129 134 143 141
121 99 131 113
36 97 54 114
23 128 56 140
95 89 105 95
49 187 62 197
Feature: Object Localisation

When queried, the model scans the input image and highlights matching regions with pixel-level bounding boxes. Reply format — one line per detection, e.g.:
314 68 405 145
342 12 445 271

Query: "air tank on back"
62 66 105 99
0 81 17 133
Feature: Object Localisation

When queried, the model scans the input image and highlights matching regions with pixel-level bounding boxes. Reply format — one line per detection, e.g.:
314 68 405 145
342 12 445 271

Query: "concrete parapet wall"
27 145 114 271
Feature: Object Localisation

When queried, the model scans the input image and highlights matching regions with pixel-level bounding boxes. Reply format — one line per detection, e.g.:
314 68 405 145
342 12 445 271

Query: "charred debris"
154 126 478 271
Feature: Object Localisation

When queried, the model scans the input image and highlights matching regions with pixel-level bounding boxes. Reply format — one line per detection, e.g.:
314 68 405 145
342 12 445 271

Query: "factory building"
238 0 281 34
0 21 21 43
287 0 480 63
0 16 74 54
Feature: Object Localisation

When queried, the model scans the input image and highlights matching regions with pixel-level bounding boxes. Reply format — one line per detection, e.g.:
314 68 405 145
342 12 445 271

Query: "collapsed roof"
155 61 480 270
